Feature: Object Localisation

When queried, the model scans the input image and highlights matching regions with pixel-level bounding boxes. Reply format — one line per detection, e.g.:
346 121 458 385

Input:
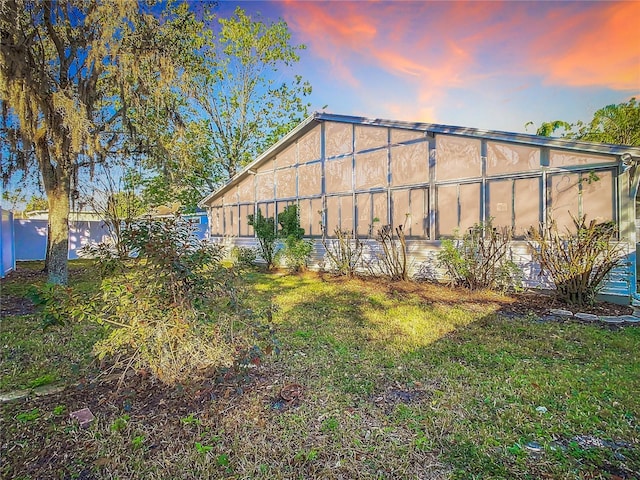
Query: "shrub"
277 205 313 272
277 204 304 240
437 219 521 291
230 246 258 270
77 241 123 276
371 223 409 281
27 283 78 329
33 216 254 386
279 237 314 272
321 228 364 277
527 214 624 306
248 209 277 270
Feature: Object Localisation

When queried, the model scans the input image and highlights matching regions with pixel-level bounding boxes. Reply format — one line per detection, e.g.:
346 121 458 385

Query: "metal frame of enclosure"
200 112 640 305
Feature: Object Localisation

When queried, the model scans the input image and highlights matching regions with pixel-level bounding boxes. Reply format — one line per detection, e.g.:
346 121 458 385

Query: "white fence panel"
1 209 15 277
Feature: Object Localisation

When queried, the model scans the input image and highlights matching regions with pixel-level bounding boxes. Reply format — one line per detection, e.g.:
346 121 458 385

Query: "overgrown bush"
77 241 123 276
527 214 624 306
247 209 277 270
437 219 521 291
321 228 364 277
32 216 263 386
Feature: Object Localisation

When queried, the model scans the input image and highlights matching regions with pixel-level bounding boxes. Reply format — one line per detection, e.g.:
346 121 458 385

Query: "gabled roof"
200 112 640 207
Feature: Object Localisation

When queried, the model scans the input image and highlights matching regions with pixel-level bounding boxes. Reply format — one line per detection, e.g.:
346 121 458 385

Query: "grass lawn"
1 261 638 479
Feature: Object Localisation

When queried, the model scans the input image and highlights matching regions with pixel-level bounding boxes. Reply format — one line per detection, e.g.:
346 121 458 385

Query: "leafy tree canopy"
0 0 209 284
24 195 48 213
529 98 640 146
142 7 312 211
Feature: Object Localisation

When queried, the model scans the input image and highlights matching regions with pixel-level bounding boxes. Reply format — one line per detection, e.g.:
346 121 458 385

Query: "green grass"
1 263 638 479
0 261 104 390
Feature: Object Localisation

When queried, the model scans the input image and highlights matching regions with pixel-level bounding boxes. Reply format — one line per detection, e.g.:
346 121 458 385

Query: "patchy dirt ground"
322 273 635 318
0 367 268 480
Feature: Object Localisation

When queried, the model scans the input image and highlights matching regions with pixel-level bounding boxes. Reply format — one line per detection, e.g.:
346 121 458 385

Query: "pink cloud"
531 1 640 90
281 1 639 122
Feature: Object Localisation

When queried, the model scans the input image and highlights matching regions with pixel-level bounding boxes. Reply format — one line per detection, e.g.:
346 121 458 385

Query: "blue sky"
218 0 639 132
3 0 638 209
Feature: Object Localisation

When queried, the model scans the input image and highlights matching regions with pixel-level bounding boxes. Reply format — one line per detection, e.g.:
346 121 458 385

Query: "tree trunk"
46 187 70 285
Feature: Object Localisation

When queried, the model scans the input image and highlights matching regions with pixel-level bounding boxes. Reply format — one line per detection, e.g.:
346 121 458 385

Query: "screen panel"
223 204 237 237
210 207 223 236
340 195 354 232
437 185 458 237
256 171 274 201
310 198 323 236
326 196 340 235
275 167 296 199
372 192 388 229
410 188 428 238
549 150 616 168
488 180 513 230
355 149 388 190
237 177 255 203
277 144 297 168
355 125 387 152
299 124 322 164
356 193 371 237
459 183 481 234
486 142 540 176
298 162 322 196
325 156 353 194
391 128 424 144
435 135 481 181
298 199 311 237
256 202 274 220
581 170 615 223
549 173 580 232
325 122 353 158
391 141 429 186
514 177 540 236
238 204 254 237
392 189 410 230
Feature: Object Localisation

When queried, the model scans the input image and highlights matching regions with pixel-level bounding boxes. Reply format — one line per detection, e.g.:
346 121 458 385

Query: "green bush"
277 204 304 240
527 214 624 306
437 219 521 291
279 237 314 272
231 246 258 270
276 205 313 272
248 209 277 270
32 216 256 386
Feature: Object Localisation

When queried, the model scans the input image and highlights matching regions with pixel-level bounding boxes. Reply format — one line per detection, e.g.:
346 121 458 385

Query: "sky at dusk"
219 0 640 134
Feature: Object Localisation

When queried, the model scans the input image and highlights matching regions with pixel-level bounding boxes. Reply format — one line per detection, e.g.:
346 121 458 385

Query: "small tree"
527 215 625 306
248 209 277 269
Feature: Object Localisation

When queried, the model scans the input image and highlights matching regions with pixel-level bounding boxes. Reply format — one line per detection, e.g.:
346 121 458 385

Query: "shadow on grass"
1 267 638 479
257 275 640 479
